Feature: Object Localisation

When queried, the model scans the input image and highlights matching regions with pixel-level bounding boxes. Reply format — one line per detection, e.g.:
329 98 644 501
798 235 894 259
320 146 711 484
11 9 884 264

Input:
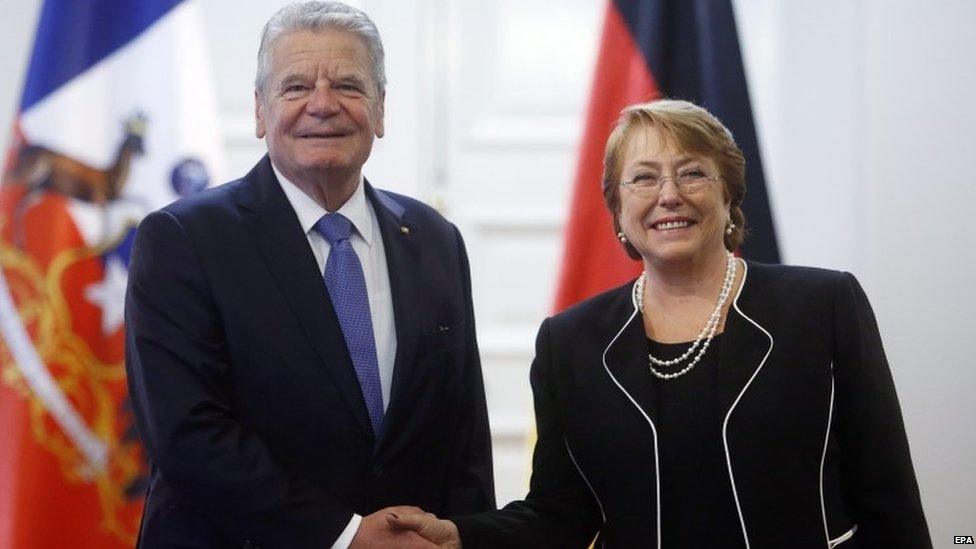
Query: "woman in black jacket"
391 99 930 548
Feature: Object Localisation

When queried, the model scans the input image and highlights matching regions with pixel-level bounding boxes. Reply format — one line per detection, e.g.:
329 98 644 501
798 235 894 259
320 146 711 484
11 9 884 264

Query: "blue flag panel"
20 0 182 111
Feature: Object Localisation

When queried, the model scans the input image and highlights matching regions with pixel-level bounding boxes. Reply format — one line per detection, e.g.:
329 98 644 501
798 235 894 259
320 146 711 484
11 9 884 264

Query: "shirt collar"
272 164 374 247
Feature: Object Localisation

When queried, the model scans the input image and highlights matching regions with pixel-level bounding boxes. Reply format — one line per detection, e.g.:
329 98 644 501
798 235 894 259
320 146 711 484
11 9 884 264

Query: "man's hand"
386 510 461 548
349 506 438 548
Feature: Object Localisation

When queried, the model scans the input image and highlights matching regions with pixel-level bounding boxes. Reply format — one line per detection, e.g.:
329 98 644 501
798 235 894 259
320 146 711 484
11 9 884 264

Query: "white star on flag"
84 255 129 335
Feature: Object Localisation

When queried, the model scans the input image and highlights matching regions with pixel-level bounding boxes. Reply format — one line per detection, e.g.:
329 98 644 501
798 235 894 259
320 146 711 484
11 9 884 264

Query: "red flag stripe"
553 2 660 312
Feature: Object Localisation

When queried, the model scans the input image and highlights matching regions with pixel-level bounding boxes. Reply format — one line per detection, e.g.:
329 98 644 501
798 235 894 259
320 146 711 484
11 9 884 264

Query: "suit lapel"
717 260 775 425
600 284 662 544
237 157 373 440
364 183 422 449
602 286 659 427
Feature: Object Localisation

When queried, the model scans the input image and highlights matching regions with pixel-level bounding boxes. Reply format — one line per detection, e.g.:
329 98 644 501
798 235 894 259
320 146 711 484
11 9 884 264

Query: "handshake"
349 506 462 548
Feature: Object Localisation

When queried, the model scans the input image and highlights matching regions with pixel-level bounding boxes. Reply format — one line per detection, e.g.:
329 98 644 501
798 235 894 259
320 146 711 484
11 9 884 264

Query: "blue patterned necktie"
313 213 384 437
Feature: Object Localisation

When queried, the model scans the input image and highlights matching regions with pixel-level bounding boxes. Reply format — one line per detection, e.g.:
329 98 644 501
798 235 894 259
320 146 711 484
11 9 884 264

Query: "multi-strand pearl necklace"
633 252 737 380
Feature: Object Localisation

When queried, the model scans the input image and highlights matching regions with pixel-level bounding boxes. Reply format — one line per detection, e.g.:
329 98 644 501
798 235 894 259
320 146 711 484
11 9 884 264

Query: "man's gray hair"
255 1 386 97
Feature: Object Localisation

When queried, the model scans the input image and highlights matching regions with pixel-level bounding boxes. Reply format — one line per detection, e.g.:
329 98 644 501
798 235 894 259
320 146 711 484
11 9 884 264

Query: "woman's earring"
725 221 735 235
617 231 628 243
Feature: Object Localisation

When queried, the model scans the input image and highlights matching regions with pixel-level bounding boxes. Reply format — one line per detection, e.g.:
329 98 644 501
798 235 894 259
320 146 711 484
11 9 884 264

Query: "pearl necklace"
633 252 737 380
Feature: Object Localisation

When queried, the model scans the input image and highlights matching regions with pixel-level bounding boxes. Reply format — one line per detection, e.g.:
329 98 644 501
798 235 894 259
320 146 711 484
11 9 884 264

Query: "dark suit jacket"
125 156 494 548
455 261 930 548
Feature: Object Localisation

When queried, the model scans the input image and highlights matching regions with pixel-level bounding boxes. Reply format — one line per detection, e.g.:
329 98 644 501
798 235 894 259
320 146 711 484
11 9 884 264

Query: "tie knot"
314 213 353 244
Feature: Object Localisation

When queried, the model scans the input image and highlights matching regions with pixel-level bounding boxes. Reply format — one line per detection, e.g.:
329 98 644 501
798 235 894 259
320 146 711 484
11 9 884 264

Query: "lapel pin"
400 226 410 235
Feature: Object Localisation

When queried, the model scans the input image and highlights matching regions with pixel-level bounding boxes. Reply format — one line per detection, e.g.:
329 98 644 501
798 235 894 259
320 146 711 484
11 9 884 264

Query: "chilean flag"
0 1 223 546
554 0 779 311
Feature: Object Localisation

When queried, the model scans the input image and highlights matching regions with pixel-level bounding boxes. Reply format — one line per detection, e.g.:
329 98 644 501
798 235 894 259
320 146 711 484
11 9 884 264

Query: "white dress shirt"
273 165 397 548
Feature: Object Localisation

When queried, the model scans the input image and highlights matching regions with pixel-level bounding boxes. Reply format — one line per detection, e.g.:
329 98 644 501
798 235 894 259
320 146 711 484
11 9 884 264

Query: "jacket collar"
601 259 773 409
271 164 376 247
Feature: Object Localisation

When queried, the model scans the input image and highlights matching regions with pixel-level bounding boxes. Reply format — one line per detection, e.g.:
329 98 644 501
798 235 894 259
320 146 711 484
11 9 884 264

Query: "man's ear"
374 90 385 138
255 89 266 139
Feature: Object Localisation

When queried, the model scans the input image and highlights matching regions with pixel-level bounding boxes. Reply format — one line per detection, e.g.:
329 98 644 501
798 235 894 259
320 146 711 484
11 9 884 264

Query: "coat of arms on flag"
0 1 222 546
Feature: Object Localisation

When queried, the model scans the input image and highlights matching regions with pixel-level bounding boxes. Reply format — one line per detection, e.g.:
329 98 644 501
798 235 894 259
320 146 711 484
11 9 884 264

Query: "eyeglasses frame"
620 173 722 196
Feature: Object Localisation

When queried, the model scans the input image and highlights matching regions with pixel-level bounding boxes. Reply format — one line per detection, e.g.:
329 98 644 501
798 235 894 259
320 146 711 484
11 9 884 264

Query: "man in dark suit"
124 2 494 547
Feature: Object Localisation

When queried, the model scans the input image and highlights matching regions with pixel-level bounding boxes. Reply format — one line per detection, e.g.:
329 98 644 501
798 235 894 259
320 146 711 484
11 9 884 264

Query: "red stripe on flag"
0 182 142 547
553 2 661 312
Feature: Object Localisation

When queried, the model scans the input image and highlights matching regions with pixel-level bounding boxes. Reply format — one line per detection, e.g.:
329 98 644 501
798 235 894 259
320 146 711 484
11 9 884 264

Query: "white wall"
0 2 39 140
2 0 974 542
861 2 976 541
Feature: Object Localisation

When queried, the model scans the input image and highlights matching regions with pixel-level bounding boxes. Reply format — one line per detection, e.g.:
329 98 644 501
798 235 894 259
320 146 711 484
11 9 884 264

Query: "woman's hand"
387 510 462 548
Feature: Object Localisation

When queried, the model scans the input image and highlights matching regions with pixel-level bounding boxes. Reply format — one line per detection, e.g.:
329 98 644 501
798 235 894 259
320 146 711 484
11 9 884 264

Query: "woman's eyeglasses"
620 170 720 196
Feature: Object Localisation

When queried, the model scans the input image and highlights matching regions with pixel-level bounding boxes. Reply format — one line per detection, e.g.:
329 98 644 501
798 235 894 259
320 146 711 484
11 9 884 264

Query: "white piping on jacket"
829 525 857 547
564 437 606 523
721 258 774 549
601 295 661 549
820 363 836 547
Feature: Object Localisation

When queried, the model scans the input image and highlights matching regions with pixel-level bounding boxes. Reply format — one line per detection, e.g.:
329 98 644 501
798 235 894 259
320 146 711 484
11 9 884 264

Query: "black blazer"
125 156 494 548
455 261 929 548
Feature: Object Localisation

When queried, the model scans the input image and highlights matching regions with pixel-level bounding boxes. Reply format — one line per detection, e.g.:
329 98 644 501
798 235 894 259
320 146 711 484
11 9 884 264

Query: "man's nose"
306 85 340 116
